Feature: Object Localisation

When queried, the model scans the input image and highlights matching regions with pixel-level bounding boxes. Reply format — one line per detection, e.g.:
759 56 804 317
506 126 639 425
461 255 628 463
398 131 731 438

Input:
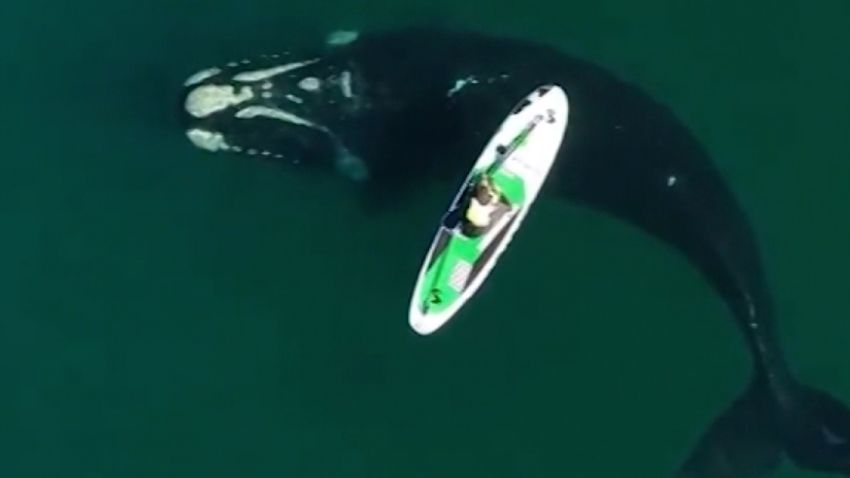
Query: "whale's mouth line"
184 127 299 161
184 124 368 181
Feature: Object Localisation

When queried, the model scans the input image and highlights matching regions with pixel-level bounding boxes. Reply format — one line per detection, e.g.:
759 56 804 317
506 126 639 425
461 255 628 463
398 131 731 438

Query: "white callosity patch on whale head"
298 77 322 92
232 59 320 82
339 71 353 98
184 67 222 87
185 84 254 118
186 128 229 152
326 30 359 46
234 105 324 130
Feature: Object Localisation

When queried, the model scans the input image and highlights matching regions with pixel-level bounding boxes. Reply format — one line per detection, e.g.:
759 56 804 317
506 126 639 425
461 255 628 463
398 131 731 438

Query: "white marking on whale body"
185 85 254 118
298 77 322 91
822 425 848 446
285 94 304 104
339 71 353 98
261 81 273 90
332 141 369 181
232 59 320 82
326 30 359 46
186 128 229 152
184 67 222 87
234 105 320 129
262 92 273 99
447 76 479 97
335 151 368 181
667 175 677 187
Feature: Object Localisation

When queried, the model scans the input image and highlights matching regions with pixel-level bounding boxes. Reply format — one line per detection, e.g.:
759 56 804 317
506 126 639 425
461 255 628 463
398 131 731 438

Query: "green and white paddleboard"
408 84 570 335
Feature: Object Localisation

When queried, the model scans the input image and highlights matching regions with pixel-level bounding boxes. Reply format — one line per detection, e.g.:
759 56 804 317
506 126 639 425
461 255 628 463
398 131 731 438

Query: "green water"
2 1 849 477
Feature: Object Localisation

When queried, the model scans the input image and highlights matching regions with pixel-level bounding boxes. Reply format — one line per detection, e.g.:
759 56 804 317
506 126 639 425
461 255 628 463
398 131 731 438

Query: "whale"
177 27 850 477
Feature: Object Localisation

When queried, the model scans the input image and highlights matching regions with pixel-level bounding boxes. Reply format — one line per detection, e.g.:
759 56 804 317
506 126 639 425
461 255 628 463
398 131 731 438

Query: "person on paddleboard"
464 174 501 229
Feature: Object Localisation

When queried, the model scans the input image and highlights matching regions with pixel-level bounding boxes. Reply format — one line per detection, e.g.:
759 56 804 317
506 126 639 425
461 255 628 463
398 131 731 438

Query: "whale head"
178 31 370 180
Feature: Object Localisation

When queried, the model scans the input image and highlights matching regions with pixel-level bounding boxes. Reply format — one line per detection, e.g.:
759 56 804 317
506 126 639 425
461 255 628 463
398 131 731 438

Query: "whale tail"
676 377 783 478
677 376 850 477
777 383 850 475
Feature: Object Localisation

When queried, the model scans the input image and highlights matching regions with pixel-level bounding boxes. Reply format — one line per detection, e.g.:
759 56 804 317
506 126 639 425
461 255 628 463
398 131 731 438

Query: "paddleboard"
408 84 570 335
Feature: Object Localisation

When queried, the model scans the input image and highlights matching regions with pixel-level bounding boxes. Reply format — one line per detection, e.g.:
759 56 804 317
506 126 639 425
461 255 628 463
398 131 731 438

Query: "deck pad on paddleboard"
408 84 570 335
